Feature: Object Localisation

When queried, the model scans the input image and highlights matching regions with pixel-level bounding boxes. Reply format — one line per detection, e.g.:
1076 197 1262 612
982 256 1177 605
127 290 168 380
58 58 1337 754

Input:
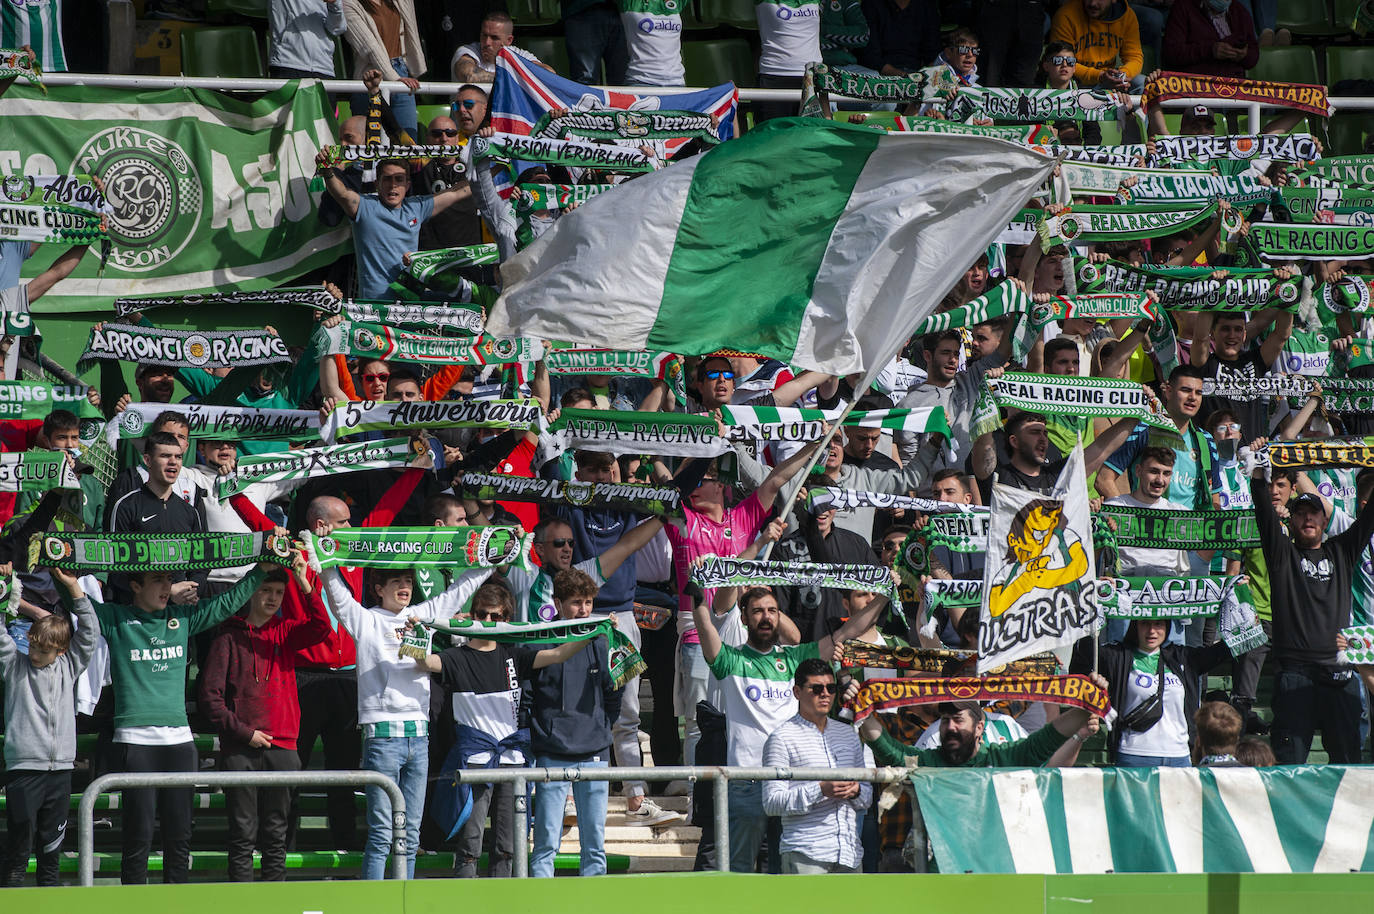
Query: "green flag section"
0 81 348 312
488 119 1055 377
913 765 1374 873
301 526 531 571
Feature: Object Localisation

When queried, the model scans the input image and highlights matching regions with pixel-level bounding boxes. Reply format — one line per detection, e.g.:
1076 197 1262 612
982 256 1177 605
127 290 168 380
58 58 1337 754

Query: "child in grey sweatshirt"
0 567 98 886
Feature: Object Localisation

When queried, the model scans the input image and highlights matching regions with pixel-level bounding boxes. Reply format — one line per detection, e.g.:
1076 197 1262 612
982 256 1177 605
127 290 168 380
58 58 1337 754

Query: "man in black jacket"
1248 439 1374 763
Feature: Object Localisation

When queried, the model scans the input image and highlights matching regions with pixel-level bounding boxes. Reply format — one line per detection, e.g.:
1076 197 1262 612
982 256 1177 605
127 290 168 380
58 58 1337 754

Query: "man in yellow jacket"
1049 0 1144 92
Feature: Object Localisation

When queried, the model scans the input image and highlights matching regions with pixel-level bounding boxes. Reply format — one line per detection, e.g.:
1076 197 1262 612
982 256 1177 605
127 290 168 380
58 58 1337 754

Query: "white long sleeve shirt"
760 713 871 869
322 566 492 735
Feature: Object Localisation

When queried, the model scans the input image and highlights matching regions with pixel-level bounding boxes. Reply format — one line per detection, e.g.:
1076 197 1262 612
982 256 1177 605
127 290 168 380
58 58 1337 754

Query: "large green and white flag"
487 119 1055 377
913 765 1374 873
0 81 348 312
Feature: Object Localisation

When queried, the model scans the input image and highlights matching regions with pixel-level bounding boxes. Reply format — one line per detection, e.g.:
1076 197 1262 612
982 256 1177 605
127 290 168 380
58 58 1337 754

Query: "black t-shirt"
416 160 480 251
1202 346 1271 442
436 643 538 741
977 458 1067 503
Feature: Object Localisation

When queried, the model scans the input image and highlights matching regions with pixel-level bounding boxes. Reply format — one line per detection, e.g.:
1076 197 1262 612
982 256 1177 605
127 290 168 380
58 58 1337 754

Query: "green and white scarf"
1075 257 1302 311
0 381 101 423
1250 223 1374 261
1338 337 1374 373
301 525 530 571
113 288 341 318
987 372 1174 432
1309 377 1374 413
1152 133 1320 164
0 574 23 621
1291 155 1374 187
0 202 104 244
405 244 500 285
1096 504 1260 550
514 182 613 213
0 47 42 90
895 117 1054 143
803 62 956 106
1099 574 1242 618
1033 144 1151 167
315 321 542 366
1338 624 1374 665
415 617 646 689
321 398 541 443
1060 160 1181 195
805 488 982 515
718 404 952 444
914 282 1032 334
317 144 466 172
997 207 1043 245
0 452 78 492
898 511 993 578
530 109 719 144
690 554 897 602
544 408 726 458
923 578 984 612
1274 187 1374 223
340 299 485 335
948 85 1121 122
215 437 423 499
1026 292 1157 329
108 402 321 446
0 174 107 212
77 325 291 374
1120 171 1273 207
31 530 294 572
1200 374 1314 401
544 348 686 403
460 471 681 515
470 132 659 173
1038 203 1218 248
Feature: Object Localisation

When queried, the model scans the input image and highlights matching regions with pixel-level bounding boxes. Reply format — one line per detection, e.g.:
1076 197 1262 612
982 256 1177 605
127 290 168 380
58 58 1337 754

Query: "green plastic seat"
682 38 756 88
1334 0 1365 33
1327 112 1374 154
180 25 263 78
508 0 559 27
680 0 712 29
1248 46 1320 86
205 0 267 17
1326 45 1374 89
1276 0 1337 35
520 36 570 78
699 0 758 30
416 103 454 133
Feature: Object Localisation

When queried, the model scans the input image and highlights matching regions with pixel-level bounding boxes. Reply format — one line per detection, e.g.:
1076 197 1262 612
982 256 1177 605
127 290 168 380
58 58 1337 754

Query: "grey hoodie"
1 596 99 771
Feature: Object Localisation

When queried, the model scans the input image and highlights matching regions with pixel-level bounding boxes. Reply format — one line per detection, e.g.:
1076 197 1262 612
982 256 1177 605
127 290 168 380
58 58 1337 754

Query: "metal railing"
75 765 912 882
77 770 408 885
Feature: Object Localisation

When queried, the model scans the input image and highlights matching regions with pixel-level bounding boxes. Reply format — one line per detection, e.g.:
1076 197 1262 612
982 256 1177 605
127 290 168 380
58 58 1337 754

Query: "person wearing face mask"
1162 0 1259 80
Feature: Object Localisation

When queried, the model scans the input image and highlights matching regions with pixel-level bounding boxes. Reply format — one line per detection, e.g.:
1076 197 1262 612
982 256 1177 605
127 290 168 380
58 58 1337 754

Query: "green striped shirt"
2 0 66 72
364 720 429 739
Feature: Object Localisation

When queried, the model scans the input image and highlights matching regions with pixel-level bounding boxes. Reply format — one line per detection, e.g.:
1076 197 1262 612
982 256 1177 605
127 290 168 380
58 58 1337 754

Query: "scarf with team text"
410 617 645 689
0 174 107 213
339 299 485 334
1142 71 1331 118
895 117 1054 143
1074 257 1302 311
31 531 294 572
78 325 291 374
215 438 423 499
987 372 1175 432
460 472 681 515
1038 203 1219 248
717 405 952 445
530 109 719 144
107 403 320 447
314 322 542 366
0 202 104 245
0 48 42 91
321 398 542 443
948 85 1122 122
514 182 614 213
470 132 659 173
838 639 1060 677
301 526 531 572
113 288 340 318
690 555 896 602
802 62 956 115
1096 504 1261 551
1250 223 1374 261
0 453 78 492
805 488 981 516
849 675 1112 722
544 349 686 403
544 409 728 459
317 144 466 172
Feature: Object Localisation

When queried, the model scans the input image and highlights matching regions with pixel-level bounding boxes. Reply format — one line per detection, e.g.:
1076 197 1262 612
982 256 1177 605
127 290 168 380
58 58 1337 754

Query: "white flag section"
978 443 1100 674
486 119 1056 378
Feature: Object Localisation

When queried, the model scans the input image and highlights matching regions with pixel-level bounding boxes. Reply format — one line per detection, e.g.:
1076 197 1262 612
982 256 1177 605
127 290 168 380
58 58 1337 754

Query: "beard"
746 623 779 649
940 731 979 766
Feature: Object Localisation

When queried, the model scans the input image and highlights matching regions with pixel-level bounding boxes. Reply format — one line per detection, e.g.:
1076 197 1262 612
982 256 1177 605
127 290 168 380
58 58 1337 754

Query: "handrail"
77 769 408 885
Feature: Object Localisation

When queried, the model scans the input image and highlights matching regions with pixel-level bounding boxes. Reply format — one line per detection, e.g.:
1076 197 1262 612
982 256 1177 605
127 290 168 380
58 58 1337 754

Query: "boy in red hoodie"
199 551 330 881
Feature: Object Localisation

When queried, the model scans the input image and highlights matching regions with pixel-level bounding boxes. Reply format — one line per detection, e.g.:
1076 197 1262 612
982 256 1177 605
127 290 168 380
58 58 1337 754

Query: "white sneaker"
624 798 681 827
563 795 577 825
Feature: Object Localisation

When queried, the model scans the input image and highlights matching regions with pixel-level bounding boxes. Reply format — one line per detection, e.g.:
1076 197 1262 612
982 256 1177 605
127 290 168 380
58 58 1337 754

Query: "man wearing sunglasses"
760 658 869 874
416 103 482 251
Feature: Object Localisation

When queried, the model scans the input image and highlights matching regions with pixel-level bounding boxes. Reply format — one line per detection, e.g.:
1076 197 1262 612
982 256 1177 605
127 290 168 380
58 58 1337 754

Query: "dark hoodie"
199 579 331 753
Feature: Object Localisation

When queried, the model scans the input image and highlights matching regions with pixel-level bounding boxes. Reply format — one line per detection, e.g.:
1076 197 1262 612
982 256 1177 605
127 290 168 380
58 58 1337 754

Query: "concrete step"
564 823 699 845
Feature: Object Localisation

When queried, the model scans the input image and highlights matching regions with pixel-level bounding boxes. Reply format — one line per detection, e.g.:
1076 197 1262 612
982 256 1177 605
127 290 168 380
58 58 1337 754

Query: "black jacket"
519 634 623 759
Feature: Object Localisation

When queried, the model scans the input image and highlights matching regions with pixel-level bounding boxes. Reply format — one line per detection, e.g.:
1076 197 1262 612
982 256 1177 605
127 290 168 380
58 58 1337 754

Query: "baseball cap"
1291 493 1327 514
1185 105 1211 119
937 700 983 716
135 362 175 379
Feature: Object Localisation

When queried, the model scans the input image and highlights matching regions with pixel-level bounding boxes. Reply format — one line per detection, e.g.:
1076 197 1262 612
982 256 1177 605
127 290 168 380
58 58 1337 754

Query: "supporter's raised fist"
113 393 131 414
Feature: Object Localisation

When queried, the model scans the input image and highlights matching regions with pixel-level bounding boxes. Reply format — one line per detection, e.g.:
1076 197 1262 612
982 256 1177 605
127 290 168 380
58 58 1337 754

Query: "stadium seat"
682 38 756 88
1326 45 1374 89
180 26 263 78
1248 47 1320 86
205 0 267 18
521 36 571 78
699 0 758 30
507 0 558 27
1327 112 1374 154
1275 0 1337 36
1333 0 1364 33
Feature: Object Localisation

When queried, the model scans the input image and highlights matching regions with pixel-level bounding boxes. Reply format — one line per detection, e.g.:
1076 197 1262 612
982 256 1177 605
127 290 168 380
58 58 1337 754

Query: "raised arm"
316 150 362 220
758 436 825 509
686 578 724 664
186 566 268 635
598 517 665 579
818 580 895 662
411 566 497 623
771 371 831 407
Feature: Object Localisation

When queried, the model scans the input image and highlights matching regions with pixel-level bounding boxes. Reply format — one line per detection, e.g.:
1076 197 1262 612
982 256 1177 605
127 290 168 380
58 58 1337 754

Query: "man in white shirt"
761 658 870 874
451 11 553 82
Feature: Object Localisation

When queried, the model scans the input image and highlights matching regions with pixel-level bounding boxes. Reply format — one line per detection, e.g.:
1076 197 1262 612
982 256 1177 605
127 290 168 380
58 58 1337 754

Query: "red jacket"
0 420 43 525
198 579 332 752
229 467 424 670
1162 0 1259 79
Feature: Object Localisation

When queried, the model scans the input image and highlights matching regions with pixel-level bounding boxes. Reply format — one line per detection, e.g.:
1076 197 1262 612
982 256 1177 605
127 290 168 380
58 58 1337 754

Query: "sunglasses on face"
430 127 459 137
807 683 838 695
955 45 981 56
879 541 901 552
543 538 574 548
1051 55 1076 66
1214 423 1241 433
703 369 735 380
458 98 480 110
361 372 390 383
696 477 722 488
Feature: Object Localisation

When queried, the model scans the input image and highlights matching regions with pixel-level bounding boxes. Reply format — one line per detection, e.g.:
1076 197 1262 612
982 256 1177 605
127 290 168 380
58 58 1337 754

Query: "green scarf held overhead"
460 472 682 515
1339 337 1374 371
0 47 43 91
530 109 719 144
1290 156 1374 188
0 574 23 621
340 299 485 335
690 555 898 603
803 62 957 107
113 288 341 318
1074 257 1302 311
1264 437 1374 470
215 437 423 499
314 321 542 366
470 132 659 173
895 117 1055 143
0 174 106 212
301 526 531 572
947 85 1121 122
1308 377 1374 413
718 404 951 444
544 348 687 404
513 182 614 213
407 244 500 277
1150 133 1320 164
316 144 466 172
31 531 294 572
1272 187 1374 223
1121 171 1273 208
320 398 542 443
914 282 1032 334
1037 203 1219 249
987 372 1176 432
1096 504 1261 551
108 402 321 447
77 325 292 374
544 409 727 459
412 617 647 689
1060 160 1185 195
1026 292 1157 329
1250 223 1374 261
0 381 101 423
0 453 79 493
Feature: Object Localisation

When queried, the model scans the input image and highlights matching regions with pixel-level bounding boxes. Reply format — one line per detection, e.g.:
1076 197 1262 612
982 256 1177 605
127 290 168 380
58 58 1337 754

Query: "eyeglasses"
361 372 390 383
542 538 574 548
703 369 735 380
806 683 837 695
879 541 902 552
955 45 981 57
470 610 508 621
458 98 480 110
696 477 721 488
1214 423 1241 433
430 127 459 137
1050 55 1076 66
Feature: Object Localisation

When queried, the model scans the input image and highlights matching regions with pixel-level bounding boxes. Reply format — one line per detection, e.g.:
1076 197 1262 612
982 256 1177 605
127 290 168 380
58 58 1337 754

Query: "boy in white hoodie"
321 563 492 879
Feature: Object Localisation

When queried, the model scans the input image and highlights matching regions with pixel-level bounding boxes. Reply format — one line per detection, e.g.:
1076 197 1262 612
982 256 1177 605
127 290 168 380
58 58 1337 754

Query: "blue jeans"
350 57 418 139
1116 752 1191 767
564 4 628 85
361 735 428 880
728 780 772 873
1134 4 1165 64
532 754 608 877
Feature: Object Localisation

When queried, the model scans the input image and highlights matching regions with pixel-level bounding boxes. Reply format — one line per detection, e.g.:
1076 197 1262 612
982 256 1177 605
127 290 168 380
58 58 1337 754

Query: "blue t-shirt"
1104 421 1220 510
0 240 32 291
353 193 434 300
